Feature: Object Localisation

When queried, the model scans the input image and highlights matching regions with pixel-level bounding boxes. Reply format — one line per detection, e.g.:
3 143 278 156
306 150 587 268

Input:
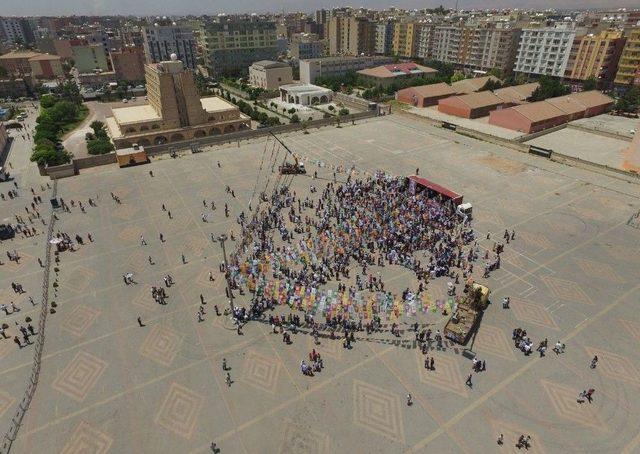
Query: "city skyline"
2 0 640 17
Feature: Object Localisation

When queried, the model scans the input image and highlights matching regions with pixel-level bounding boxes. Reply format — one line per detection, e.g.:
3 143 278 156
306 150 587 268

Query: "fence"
145 110 378 156
1 180 57 454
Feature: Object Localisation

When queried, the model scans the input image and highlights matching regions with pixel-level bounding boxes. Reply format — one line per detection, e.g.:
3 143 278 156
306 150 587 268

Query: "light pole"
217 234 235 318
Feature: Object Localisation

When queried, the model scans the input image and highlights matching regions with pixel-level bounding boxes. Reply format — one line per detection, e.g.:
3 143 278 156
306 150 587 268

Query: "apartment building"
327 16 376 56
565 30 625 86
375 21 394 55
614 27 640 86
417 23 436 60
514 24 577 77
299 55 394 84
430 23 520 73
290 33 325 60
392 21 420 58
200 17 277 77
0 17 35 45
143 24 197 70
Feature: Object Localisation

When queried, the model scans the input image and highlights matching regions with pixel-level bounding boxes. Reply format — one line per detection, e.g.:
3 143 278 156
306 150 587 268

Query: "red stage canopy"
408 175 463 205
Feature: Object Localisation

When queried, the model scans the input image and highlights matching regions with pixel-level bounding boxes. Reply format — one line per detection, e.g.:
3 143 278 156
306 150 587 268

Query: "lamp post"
217 234 235 318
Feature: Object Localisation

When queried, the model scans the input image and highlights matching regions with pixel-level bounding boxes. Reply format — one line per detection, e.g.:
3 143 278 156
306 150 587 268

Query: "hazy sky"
3 0 637 16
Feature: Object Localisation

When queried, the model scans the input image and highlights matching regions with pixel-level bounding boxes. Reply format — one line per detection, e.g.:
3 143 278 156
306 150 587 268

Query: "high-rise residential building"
328 16 376 56
200 17 277 78
514 24 578 77
565 30 625 86
430 23 520 73
313 9 328 39
0 17 35 45
107 55 250 149
143 23 197 70
417 23 436 60
290 33 325 60
431 25 464 64
615 27 640 86
110 45 146 82
392 21 420 58
375 21 394 55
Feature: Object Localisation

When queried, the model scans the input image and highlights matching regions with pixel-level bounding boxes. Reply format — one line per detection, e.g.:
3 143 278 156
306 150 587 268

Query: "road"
62 98 147 158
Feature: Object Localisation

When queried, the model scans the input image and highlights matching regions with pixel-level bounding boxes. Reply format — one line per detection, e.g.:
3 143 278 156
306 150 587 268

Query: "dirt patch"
477 154 526 175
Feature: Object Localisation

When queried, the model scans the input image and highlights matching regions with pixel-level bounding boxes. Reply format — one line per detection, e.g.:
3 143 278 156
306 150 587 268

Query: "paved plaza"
1 114 640 453
525 127 632 170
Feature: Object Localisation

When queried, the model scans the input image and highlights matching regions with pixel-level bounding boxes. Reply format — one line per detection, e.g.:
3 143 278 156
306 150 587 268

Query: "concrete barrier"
73 153 117 170
516 123 567 143
46 163 75 179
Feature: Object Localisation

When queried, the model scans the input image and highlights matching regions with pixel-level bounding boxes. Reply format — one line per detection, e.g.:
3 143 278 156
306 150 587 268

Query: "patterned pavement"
1 114 639 453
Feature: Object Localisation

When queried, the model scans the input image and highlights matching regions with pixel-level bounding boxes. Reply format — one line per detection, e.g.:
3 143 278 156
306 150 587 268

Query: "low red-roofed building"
566 90 614 117
437 91 505 118
358 62 437 87
395 82 456 107
545 95 587 121
489 101 568 133
493 83 539 105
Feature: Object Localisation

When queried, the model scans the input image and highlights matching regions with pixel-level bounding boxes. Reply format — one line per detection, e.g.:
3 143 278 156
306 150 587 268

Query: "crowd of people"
227 173 490 324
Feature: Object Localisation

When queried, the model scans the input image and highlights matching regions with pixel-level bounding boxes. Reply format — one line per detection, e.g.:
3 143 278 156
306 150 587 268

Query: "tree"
290 114 300 123
40 94 57 109
328 105 335 112
450 71 466 83
479 78 503 92
55 80 82 105
530 76 570 101
49 100 78 125
582 76 597 91
30 145 72 166
339 108 350 116
87 138 114 155
615 86 640 113
487 68 504 80
90 120 108 138
515 73 529 85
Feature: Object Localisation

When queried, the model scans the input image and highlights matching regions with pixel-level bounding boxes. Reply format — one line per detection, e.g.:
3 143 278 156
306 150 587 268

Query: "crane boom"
269 132 298 166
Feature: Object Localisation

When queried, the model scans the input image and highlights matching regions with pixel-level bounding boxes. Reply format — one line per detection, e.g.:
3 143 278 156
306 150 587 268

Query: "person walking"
222 358 227 371
590 355 598 369
140 235 147 246
226 373 232 387
466 373 473 387
137 317 145 327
